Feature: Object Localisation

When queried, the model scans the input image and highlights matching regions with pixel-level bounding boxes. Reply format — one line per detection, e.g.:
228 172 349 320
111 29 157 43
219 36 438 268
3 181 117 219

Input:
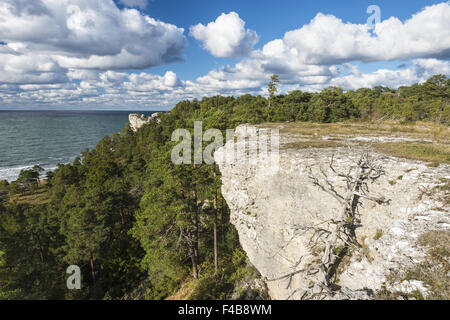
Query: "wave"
0 164 59 182
0 110 141 182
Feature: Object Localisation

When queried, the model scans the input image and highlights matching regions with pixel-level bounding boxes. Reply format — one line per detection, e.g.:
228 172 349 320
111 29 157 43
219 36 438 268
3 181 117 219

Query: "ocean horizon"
0 110 159 182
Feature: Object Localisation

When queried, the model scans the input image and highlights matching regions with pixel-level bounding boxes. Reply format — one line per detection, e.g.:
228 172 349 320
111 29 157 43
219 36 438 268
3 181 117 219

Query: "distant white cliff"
129 113 160 132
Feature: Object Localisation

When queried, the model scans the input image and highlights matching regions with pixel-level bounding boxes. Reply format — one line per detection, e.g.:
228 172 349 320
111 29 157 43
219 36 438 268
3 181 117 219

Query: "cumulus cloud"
325 59 450 91
190 12 259 58
186 2 450 96
124 71 183 92
0 1 449 109
0 53 67 84
0 0 187 70
192 2 450 94
259 2 450 66
1 57 446 109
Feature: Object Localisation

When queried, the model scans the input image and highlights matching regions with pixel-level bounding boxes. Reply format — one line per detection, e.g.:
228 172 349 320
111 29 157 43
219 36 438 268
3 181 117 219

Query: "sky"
0 0 449 110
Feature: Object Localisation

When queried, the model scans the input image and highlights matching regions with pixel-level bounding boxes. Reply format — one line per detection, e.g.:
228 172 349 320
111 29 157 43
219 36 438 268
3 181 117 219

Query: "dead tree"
268 151 391 299
177 228 199 279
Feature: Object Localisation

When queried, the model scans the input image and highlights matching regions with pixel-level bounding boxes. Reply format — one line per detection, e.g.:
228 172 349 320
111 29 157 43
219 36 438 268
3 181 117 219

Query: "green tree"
422 75 449 123
268 74 280 108
10 166 43 194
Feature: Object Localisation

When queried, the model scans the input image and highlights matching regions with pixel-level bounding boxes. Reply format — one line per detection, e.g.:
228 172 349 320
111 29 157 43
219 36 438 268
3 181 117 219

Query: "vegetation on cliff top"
0 75 448 300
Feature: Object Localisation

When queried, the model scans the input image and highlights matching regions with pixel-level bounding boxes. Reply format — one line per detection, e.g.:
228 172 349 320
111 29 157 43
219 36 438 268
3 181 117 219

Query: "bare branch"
286 151 391 299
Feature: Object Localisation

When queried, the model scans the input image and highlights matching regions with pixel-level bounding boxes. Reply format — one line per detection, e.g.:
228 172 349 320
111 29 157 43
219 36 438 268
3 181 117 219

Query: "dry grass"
434 178 450 207
403 231 450 300
376 230 450 300
373 143 450 166
282 140 344 150
261 121 450 142
360 236 374 263
374 229 383 240
260 121 450 164
375 286 424 300
165 281 193 300
10 185 49 205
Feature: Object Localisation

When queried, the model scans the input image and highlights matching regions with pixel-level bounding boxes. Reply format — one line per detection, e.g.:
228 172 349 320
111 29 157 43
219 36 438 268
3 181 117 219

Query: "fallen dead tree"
268 151 391 299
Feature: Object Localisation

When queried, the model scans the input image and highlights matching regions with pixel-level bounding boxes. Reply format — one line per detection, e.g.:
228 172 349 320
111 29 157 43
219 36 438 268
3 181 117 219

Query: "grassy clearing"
261 121 450 165
373 143 450 166
261 121 450 142
10 185 49 205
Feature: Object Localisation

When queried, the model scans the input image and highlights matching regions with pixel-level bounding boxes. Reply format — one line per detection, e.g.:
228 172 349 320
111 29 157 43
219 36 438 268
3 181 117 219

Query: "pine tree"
268 74 280 108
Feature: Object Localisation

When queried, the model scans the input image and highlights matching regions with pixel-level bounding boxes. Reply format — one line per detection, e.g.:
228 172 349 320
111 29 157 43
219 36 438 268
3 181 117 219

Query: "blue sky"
0 0 448 110
112 0 446 80
134 0 446 78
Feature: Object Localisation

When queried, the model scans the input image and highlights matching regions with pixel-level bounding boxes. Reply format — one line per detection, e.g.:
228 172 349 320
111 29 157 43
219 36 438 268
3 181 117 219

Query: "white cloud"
0 53 67 84
190 12 259 58
67 69 100 81
0 2 449 109
1 57 446 109
414 58 450 76
328 59 450 91
0 0 187 70
190 2 450 95
124 71 183 92
185 2 449 96
259 2 450 66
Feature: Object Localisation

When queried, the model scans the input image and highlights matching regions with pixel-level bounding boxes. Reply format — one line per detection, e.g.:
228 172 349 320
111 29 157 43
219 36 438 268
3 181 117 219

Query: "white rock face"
129 113 160 132
215 124 449 300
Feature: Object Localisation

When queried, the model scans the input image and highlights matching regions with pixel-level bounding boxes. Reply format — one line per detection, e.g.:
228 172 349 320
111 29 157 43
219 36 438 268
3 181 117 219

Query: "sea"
0 110 157 182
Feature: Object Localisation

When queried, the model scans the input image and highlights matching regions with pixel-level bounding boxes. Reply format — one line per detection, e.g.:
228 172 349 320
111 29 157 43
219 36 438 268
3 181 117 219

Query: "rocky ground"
215 123 449 300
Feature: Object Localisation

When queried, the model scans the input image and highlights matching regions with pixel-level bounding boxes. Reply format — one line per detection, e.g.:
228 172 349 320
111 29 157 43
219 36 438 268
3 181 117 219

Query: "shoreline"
0 164 60 183
0 111 145 183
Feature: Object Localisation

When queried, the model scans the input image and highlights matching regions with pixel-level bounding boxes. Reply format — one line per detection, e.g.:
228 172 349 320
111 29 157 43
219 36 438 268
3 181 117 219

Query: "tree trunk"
191 191 200 269
192 164 200 267
193 209 200 267
213 168 218 272
90 253 96 284
120 208 125 225
34 232 44 263
189 239 198 279
221 197 226 244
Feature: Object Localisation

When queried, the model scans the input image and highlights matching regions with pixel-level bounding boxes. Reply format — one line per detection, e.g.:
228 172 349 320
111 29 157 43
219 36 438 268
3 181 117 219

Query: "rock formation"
215 124 449 300
129 113 160 132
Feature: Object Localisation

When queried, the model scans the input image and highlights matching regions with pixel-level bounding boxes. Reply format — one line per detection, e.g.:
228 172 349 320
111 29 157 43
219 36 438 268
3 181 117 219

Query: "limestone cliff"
215 124 449 300
129 113 160 132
